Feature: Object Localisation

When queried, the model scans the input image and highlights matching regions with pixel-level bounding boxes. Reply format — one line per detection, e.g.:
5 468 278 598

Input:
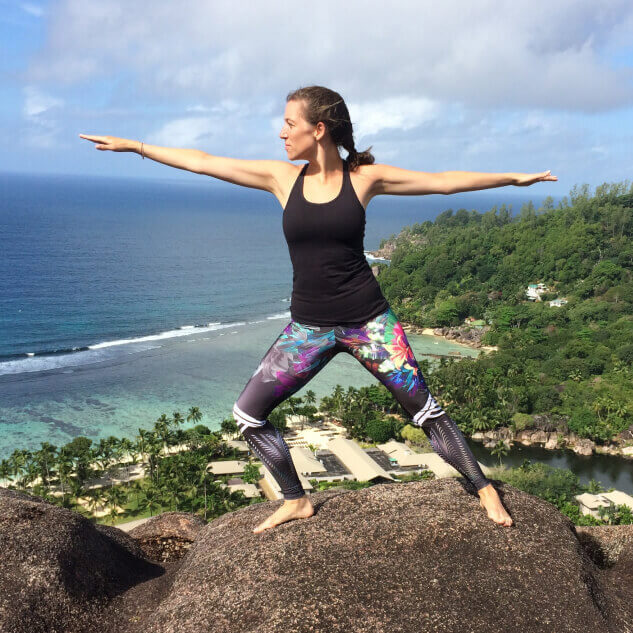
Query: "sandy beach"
401 321 499 354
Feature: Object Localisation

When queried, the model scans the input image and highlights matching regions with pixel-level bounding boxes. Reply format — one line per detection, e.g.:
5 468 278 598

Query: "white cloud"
22 86 64 148
19 2 44 17
24 0 633 112
348 97 440 138
148 116 217 147
185 99 243 114
23 86 63 117
8 0 633 186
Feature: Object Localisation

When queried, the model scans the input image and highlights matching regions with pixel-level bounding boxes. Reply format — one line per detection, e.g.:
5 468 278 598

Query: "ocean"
0 170 556 459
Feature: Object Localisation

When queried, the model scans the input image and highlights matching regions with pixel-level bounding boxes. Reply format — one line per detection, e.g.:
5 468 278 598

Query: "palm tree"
187 406 203 426
68 477 86 509
463 370 478 404
86 487 106 517
146 436 163 483
221 416 239 439
10 449 31 489
171 411 184 427
94 439 114 473
140 486 162 517
586 479 604 494
155 413 171 429
155 418 171 455
34 442 57 487
490 439 509 466
103 486 120 523
136 428 151 465
0 458 13 487
116 437 134 479
129 480 144 511
56 448 75 497
333 384 345 419
107 504 119 525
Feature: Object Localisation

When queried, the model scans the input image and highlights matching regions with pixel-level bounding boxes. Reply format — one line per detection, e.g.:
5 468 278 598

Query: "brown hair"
286 85 374 171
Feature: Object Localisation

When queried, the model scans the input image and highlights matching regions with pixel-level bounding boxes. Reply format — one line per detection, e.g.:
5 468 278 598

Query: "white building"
526 283 549 301
575 490 633 518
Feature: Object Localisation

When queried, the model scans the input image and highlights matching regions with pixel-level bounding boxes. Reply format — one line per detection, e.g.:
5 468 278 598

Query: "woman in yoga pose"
80 85 556 533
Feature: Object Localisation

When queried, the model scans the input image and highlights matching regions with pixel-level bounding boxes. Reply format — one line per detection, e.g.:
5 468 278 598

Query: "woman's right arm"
78 134 290 195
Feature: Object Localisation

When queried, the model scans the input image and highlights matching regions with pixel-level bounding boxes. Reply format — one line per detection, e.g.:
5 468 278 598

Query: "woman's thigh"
335 307 439 421
235 320 338 421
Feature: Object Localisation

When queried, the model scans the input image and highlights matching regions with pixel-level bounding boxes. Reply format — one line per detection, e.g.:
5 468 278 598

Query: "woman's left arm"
443 169 557 193
368 164 557 197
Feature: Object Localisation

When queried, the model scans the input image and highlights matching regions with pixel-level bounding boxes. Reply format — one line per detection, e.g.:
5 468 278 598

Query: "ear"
314 121 327 141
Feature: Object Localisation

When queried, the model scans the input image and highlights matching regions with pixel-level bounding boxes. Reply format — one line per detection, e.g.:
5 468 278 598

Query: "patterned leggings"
233 305 491 499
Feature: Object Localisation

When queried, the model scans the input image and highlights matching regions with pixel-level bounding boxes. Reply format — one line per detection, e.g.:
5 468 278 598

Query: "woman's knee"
232 401 267 434
410 391 447 428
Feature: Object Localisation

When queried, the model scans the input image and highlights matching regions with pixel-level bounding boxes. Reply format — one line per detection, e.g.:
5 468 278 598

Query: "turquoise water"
0 170 553 458
0 313 480 458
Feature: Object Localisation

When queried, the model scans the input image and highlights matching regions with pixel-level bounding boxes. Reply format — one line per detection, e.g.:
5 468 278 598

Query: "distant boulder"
0 487 162 633
129 512 206 562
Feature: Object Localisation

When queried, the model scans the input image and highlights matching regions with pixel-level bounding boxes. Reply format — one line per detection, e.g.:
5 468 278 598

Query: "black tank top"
282 159 390 327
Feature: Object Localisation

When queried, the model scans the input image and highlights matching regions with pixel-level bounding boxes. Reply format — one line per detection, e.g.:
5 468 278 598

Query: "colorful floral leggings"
233 305 491 499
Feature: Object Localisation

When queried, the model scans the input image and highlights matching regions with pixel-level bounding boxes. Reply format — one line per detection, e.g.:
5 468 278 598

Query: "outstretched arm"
368 163 557 197
442 169 557 193
78 134 291 194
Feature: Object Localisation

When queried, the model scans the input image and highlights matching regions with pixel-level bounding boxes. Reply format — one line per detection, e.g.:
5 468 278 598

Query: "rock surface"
126 479 631 633
2 481 633 633
0 487 162 633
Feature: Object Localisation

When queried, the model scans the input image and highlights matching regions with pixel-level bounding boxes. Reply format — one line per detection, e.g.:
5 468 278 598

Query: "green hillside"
376 181 633 443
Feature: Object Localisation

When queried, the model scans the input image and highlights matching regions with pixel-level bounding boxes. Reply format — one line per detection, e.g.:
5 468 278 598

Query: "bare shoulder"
353 163 397 191
271 160 301 185
348 163 388 209
272 162 303 210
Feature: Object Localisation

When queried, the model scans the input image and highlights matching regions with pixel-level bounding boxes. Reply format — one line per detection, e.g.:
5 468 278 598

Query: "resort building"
574 491 633 518
526 283 549 301
212 430 493 501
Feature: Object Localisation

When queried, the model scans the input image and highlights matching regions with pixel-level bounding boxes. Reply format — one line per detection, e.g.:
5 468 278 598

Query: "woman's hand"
514 170 558 187
79 134 138 153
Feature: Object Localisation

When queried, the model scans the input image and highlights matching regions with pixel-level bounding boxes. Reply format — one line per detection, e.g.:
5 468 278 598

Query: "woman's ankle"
284 494 308 503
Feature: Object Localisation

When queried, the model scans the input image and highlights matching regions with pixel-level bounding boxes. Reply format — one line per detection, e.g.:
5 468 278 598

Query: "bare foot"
253 495 315 533
478 484 513 527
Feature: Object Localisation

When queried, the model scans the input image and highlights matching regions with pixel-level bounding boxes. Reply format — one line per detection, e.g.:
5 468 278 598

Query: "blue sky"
1 0 632 196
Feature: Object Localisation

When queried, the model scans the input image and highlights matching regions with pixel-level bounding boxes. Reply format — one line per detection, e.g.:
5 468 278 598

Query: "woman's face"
279 99 317 160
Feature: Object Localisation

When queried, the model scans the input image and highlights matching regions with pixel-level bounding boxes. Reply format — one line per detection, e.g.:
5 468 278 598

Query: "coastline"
0 313 481 461
401 320 499 354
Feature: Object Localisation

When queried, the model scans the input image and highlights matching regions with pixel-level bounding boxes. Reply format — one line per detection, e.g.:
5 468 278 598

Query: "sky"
1 0 632 196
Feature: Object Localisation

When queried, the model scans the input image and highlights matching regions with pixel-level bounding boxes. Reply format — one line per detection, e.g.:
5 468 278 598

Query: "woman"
80 85 556 533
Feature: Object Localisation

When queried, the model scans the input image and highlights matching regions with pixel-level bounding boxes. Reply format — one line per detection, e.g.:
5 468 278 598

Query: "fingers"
79 134 114 151
79 134 110 148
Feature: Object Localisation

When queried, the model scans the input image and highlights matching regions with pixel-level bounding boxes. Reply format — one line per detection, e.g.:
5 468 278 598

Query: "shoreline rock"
471 426 633 459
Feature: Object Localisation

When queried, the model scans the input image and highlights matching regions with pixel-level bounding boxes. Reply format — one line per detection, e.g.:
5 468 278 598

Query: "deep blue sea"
0 170 558 460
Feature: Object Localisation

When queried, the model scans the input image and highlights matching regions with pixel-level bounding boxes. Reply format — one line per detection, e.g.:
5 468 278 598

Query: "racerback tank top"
282 159 390 327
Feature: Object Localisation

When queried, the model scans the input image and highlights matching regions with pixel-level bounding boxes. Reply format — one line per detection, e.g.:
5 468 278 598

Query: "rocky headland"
402 321 498 352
